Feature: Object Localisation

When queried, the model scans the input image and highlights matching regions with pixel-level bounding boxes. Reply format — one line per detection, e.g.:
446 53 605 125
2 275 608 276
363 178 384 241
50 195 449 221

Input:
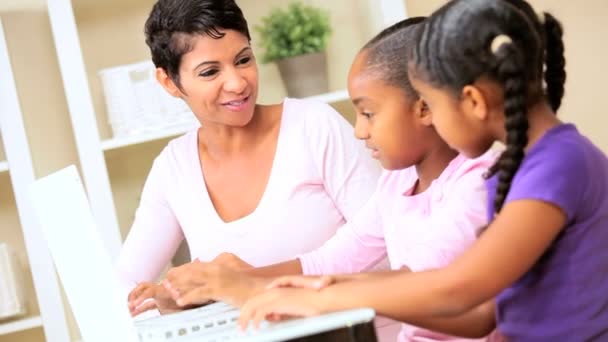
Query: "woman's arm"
116 151 184 309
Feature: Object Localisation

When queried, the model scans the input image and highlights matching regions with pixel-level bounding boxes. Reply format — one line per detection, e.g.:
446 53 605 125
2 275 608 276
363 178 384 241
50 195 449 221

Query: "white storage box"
0 242 27 320
99 60 198 138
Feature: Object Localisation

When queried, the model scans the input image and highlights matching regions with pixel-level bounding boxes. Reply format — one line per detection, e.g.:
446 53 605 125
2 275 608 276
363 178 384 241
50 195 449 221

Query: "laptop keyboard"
135 302 251 341
135 302 280 341
134 302 377 342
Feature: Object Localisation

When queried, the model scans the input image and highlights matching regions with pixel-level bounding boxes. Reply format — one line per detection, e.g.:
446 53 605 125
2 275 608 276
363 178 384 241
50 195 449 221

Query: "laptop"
29 165 377 342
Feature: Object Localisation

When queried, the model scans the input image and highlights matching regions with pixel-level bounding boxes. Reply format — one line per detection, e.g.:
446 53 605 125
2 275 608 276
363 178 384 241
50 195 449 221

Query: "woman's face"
161 29 259 128
348 52 429 170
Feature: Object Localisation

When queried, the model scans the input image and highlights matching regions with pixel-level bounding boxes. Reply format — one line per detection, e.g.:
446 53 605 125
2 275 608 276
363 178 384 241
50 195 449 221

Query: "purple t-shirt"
486 124 608 341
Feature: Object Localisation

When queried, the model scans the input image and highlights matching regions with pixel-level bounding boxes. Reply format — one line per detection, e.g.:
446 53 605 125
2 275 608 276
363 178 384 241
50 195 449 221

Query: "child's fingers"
238 291 280 330
253 307 268 329
238 298 258 330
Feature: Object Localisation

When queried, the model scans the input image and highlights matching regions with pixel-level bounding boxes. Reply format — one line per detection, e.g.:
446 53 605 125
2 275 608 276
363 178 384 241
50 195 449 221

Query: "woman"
120 0 379 316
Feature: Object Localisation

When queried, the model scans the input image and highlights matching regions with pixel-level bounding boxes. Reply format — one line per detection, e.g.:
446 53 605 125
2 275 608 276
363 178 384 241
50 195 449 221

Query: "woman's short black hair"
144 0 251 85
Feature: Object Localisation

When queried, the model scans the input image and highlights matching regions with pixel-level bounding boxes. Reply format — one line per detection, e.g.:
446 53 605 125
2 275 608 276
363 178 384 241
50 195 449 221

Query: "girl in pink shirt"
162 17 499 341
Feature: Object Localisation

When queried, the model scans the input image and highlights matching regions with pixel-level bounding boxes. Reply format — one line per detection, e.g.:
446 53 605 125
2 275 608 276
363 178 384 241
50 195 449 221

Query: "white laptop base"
135 301 375 342
29 165 376 342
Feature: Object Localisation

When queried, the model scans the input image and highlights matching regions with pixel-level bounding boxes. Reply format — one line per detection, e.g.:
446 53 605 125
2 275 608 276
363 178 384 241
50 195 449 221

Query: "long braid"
489 43 529 212
542 12 566 112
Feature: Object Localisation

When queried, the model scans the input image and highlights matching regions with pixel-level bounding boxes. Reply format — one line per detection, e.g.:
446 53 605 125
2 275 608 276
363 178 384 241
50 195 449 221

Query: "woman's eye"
237 57 251 65
199 69 218 77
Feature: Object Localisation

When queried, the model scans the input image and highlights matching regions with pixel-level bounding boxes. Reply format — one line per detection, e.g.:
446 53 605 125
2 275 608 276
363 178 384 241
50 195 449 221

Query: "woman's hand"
127 282 182 316
211 252 254 271
164 261 266 307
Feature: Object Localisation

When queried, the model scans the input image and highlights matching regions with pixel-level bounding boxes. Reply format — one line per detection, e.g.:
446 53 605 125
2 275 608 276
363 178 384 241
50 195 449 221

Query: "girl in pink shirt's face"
348 50 432 171
347 18 458 192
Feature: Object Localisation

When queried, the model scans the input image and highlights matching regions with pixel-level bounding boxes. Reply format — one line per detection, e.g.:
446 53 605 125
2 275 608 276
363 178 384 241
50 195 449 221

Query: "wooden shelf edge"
0 315 43 336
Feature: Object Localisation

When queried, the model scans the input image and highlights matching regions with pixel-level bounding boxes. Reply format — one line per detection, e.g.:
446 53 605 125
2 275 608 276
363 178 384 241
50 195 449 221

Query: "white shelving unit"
0 160 8 173
101 122 199 151
0 18 71 342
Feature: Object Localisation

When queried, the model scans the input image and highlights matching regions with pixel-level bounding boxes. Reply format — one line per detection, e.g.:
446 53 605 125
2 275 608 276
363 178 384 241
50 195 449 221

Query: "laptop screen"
29 165 140 342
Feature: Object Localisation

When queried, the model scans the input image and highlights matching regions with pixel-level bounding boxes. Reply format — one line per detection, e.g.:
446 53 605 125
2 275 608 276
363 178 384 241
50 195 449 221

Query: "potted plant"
256 1 332 98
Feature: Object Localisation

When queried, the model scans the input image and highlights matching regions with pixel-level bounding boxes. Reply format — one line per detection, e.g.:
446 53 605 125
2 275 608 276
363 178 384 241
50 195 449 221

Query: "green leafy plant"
255 2 332 63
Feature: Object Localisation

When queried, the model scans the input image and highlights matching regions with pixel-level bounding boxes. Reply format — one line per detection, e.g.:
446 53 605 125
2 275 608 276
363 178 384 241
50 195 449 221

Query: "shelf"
0 316 43 336
100 89 350 152
304 89 350 104
101 122 199 151
0 160 7 173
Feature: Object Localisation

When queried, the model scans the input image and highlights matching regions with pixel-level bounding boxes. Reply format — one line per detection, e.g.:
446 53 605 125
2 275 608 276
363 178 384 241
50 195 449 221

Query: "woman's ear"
155 68 183 98
415 98 433 126
461 85 489 121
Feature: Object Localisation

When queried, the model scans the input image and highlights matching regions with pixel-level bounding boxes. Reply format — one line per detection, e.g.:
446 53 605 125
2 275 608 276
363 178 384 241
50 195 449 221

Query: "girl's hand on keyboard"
127 282 181 316
238 287 324 330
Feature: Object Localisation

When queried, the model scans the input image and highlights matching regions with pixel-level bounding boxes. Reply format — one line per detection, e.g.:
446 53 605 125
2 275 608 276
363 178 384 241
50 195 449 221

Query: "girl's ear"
156 68 183 98
415 98 433 126
460 85 489 121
